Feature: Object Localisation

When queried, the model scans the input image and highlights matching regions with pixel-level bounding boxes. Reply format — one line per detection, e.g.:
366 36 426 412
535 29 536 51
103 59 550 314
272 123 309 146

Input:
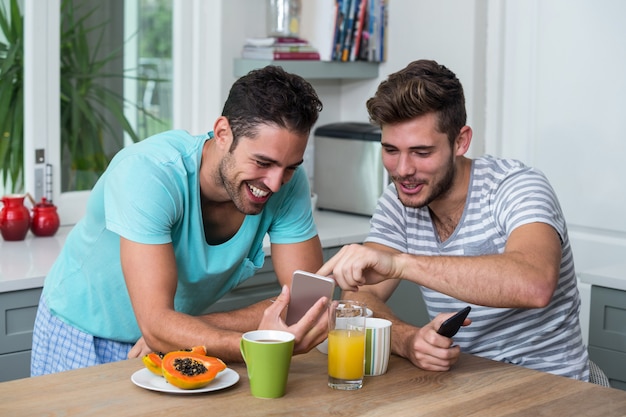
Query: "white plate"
131 367 239 394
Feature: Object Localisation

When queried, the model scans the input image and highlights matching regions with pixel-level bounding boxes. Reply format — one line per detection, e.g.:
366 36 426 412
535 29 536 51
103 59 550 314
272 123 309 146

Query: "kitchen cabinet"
0 288 42 382
387 280 429 327
588 285 626 391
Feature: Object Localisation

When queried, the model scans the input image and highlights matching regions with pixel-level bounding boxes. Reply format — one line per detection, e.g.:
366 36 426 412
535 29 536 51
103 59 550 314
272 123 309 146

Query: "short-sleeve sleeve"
104 154 184 244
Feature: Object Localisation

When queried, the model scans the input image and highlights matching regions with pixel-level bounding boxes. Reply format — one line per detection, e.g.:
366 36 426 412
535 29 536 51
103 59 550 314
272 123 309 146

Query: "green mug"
240 330 295 398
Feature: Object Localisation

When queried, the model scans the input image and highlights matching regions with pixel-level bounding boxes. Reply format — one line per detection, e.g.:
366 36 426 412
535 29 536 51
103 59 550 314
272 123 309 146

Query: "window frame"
22 0 223 225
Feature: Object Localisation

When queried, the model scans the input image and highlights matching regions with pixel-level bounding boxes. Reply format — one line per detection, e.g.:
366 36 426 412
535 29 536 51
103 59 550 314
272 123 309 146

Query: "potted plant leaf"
0 0 163 194
0 0 24 193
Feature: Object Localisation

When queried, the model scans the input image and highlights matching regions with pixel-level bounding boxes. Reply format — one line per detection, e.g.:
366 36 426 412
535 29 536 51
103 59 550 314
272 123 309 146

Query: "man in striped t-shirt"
318 60 589 381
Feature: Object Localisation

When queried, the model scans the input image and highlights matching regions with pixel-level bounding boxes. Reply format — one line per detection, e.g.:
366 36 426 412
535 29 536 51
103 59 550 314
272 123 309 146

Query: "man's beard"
396 157 455 209
215 153 264 215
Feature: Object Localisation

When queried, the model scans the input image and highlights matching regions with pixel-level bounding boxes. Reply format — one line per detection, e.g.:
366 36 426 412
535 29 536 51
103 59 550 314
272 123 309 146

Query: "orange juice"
328 329 365 379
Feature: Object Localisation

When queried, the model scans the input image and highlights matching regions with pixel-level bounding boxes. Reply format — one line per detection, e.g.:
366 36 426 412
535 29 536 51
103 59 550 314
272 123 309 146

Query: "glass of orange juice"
328 300 366 390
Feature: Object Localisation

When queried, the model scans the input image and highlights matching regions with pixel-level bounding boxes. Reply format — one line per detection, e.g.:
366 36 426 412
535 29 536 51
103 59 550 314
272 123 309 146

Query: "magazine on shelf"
242 37 320 60
241 50 321 60
242 45 318 54
244 37 311 47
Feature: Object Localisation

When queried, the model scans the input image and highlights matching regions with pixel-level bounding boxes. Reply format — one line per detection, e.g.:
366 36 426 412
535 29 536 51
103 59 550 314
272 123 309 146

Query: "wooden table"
1 351 625 416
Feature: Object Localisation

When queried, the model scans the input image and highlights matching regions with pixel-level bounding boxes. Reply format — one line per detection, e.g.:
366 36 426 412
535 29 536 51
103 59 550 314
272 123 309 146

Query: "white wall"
484 0 626 345
486 0 626 274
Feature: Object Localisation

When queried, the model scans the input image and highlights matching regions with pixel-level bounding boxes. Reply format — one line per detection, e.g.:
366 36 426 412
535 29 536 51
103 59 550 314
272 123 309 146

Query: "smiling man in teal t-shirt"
32 66 327 376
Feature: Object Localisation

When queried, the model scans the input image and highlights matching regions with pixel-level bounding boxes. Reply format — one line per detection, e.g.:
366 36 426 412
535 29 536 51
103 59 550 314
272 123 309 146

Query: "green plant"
61 0 160 191
0 0 163 193
0 0 24 193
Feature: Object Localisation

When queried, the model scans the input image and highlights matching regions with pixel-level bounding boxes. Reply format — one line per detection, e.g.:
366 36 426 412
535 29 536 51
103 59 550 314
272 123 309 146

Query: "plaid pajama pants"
31 295 134 376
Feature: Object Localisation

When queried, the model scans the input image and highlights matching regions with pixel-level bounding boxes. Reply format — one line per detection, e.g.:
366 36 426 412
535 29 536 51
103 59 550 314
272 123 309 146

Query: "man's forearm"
198 298 273 332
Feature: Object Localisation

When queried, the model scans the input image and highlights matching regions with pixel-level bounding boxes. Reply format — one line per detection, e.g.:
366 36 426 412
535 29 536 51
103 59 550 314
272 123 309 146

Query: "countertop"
578 263 626 291
0 210 371 293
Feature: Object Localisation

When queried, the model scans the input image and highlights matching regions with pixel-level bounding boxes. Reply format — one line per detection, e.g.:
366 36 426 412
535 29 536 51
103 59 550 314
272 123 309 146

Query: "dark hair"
222 66 323 147
366 59 466 145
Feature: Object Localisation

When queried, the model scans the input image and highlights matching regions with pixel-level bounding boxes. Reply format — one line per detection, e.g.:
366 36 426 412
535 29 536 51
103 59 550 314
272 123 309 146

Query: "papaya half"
161 351 227 390
142 351 165 376
142 345 208 376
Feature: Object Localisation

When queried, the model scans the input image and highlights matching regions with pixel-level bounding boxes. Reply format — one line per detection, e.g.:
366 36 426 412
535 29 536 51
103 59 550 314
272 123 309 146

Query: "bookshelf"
233 58 379 80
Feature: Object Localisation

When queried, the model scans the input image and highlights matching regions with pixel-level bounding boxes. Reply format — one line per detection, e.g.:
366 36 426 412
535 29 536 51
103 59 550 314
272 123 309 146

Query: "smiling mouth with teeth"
247 183 270 199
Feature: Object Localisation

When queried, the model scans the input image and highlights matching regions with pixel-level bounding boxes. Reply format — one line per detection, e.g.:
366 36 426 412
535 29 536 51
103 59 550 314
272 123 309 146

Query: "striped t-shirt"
366 155 589 380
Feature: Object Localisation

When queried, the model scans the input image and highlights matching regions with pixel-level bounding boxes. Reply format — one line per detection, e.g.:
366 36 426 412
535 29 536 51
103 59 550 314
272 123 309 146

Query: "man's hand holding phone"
285 270 335 326
258 283 329 355
437 306 471 338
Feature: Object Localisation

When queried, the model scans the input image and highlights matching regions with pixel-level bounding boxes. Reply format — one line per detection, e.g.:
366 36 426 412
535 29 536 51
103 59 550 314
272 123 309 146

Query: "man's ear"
212 116 233 149
455 125 473 156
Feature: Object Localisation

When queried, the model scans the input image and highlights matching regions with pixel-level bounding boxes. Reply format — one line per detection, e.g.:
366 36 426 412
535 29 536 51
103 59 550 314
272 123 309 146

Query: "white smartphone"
285 270 336 325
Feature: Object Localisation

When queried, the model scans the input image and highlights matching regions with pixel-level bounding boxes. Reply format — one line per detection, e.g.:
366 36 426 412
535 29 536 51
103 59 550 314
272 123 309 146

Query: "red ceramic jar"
31 197 60 237
0 194 31 241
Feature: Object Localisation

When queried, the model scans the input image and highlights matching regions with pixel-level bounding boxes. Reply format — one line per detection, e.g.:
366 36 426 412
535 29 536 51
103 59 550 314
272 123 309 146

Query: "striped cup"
364 318 392 376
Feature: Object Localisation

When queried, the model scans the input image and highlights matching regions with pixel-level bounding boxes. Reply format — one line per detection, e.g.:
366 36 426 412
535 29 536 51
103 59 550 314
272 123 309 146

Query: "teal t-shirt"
42 129 317 343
